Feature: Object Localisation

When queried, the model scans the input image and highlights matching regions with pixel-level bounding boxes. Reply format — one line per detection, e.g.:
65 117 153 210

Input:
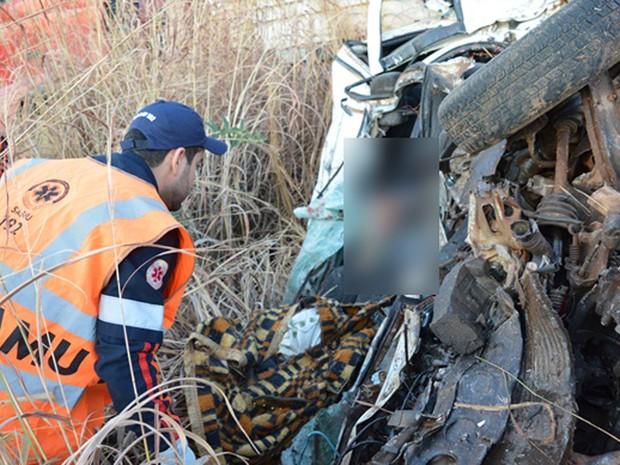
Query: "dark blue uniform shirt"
91 151 179 451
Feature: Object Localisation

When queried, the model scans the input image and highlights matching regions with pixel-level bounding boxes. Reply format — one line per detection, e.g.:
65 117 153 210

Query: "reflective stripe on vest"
0 158 195 412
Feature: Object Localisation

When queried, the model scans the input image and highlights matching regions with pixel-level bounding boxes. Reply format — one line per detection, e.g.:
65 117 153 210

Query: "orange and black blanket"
184 296 393 464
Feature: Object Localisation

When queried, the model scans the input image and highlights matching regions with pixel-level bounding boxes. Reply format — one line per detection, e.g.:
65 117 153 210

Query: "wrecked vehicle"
182 0 620 464
279 0 620 464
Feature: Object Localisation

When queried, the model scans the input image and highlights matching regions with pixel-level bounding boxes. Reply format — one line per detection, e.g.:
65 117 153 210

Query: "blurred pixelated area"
344 138 439 296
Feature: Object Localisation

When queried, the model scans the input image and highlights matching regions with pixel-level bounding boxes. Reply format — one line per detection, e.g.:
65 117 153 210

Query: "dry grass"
0 0 360 462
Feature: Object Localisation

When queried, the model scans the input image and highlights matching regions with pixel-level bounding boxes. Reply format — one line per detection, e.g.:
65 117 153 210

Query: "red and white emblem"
146 259 169 290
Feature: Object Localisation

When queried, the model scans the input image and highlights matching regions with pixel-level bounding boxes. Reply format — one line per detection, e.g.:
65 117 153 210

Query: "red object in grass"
0 0 100 86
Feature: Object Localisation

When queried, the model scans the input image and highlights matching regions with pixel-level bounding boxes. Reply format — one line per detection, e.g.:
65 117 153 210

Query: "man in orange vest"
0 100 227 464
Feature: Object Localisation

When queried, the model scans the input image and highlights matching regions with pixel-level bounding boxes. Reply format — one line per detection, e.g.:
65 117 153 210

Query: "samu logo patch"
146 258 169 290
23 179 70 209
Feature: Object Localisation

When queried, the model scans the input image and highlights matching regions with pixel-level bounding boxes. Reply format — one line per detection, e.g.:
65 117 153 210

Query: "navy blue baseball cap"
121 100 227 155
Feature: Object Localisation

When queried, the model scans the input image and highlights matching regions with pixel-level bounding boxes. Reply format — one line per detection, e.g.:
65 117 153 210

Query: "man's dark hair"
123 129 203 168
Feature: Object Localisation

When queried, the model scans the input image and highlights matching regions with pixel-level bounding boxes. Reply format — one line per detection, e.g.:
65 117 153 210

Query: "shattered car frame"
283 0 620 464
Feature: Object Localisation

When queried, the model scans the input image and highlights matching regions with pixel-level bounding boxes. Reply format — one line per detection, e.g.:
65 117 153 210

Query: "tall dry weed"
0 0 359 462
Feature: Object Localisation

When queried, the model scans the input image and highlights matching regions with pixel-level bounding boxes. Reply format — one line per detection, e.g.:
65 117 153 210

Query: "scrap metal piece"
374 307 421 406
367 426 417 465
431 258 511 354
412 58 475 139
568 226 611 288
380 22 466 70
568 452 620 465
553 118 578 192
534 115 584 230
602 213 620 250
548 285 568 314
581 71 620 189
337 302 421 465
461 140 507 206
511 219 553 258
394 57 473 95
370 71 401 96
594 268 620 334
567 213 620 287
388 410 421 429
568 188 620 286
588 185 620 218
406 311 523 465
466 187 524 286
483 270 576 465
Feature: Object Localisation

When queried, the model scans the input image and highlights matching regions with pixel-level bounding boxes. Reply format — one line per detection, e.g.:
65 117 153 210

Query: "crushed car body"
181 1 620 464
279 0 620 464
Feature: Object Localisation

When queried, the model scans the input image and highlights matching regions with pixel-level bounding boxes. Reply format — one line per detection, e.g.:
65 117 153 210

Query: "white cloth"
279 307 322 357
159 438 198 465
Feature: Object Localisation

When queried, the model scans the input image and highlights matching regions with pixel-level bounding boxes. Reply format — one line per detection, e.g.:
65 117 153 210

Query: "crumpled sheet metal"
340 307 421 465
371 308 421 412
483 270 576 465
461 140 507 206
405 311 523 465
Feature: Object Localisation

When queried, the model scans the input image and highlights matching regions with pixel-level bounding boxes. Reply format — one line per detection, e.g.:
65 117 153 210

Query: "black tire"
438 0 620 154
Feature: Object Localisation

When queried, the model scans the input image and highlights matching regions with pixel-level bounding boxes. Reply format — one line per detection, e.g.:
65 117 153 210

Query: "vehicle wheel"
438 0 620 154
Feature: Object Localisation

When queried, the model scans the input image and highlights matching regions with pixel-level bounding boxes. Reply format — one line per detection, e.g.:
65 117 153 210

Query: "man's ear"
168 147 186 176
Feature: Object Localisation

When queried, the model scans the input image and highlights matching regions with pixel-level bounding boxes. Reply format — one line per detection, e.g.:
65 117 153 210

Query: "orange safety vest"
0 157 195 463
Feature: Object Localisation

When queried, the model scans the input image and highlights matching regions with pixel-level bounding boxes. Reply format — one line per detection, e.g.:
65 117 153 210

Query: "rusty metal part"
483 271 576 465
431 258 511 354
577 190 620 282
567 218 618 288
406 311 522 465
569 229 612 288
511 219 553 258
467 187 524 286
581 71 620 189
522 116 551 165
513 116 556 172
468 188 523 252
553 120 576 192
527 174 555 197
533 117 583 230
594 268 620 334
569 235 581 265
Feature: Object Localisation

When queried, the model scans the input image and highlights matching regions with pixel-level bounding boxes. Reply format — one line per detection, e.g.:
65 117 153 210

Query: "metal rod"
554 124 571 192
